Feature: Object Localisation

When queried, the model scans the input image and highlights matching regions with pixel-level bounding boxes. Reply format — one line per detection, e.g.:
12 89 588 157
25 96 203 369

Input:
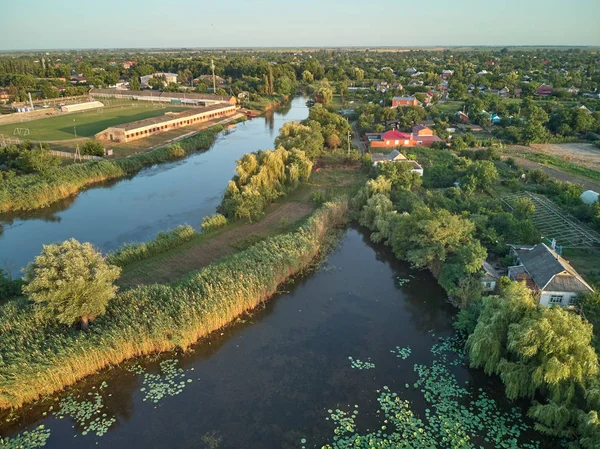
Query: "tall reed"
0 199 348 410
0 126 224 213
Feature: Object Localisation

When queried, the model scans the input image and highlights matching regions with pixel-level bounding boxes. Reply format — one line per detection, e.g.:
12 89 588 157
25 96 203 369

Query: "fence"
49 149 103 161
501 191 600 249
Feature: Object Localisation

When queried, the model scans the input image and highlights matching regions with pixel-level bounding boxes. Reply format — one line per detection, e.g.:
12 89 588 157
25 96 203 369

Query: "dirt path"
118 201 314 287
520 143 600 171
507 156 600 192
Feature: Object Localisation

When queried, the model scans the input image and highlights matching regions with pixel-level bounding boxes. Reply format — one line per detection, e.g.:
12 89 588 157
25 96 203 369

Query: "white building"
508 244 594 307
371 150 423 176
140 72 178 88
580 190 599 205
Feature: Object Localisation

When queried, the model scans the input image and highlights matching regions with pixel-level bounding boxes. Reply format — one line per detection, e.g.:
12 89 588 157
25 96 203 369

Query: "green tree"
80 139 105 157
302 70 314 83
129 76 140 91
23 239 121 330
315 83 333 106
514 197 535 219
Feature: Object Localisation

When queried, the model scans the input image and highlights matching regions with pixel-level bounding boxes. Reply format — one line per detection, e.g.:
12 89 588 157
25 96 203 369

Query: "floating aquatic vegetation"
390 345 411 360
396 277 410 286
430 335 467 366
53 382 116 437
134 359 191 404
0 425 50 449
317 338 542 449
348 356 375 370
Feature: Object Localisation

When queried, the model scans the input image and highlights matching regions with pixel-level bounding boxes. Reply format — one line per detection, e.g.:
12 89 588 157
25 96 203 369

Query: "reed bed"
0 126 224 213
0 199 348 410
106 225 198 268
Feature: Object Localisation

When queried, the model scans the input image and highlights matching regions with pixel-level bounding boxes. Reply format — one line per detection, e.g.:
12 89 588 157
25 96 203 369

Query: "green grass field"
0 102 189 141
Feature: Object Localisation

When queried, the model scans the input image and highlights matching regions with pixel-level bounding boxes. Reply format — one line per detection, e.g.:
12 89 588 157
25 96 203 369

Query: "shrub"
168 144 185 158
107 225 198 267
80 139 105 157
201 213 228 232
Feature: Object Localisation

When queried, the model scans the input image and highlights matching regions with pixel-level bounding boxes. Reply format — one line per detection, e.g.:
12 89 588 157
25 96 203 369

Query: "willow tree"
23 239 121 330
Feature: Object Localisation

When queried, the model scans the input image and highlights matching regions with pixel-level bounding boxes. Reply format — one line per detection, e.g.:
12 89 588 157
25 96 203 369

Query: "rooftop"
513 244 593 293
107 103 234 131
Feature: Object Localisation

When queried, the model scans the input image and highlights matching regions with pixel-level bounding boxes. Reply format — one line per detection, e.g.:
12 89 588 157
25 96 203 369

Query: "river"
1 227 552 448
0 97 307 274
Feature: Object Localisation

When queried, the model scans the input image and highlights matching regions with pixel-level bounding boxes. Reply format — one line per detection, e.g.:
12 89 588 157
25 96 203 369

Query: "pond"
1 226 552 449
0 97 308 274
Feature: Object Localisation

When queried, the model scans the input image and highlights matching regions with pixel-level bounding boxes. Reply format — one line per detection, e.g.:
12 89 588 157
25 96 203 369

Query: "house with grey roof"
508 243 594 307
481 261 500 292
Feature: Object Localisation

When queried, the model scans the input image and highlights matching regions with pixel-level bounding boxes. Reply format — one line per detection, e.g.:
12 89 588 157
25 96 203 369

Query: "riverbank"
0 199 349 410
0 125 226 213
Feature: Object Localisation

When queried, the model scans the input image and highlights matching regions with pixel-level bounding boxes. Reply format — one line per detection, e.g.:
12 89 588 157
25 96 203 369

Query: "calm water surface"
1 227 551 448
0 97 307 273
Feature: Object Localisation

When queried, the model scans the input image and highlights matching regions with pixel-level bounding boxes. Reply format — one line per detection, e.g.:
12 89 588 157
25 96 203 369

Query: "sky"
1 0 599 51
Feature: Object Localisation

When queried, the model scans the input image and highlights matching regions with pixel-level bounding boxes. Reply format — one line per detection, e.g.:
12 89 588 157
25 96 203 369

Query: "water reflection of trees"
353 224 456 334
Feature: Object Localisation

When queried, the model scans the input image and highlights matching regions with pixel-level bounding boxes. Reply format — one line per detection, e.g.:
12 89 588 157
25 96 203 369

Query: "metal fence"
48 150 103 161
501 191 600 249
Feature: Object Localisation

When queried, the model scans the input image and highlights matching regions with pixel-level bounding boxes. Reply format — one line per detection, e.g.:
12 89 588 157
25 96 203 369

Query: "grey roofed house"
508 243 594 306
481 261 500 291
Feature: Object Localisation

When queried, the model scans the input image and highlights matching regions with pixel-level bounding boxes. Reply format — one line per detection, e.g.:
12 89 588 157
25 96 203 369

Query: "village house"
513 87 522 98
567 86 580 95
391 96 420 107
499 87 510 98
408 80 424 87
537 83 553 96
374 81 389 93
365 125 442 148
119 61 137 69
391 82 403 91
370 150 424 175
442 69 454 79
481 261 500 291
456 111 469 122
0 90 10 103
405 67 417 75
508 243 594 307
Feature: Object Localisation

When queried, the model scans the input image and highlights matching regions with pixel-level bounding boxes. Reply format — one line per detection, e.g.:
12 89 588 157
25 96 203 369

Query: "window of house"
417 141 423 145
549 295 563 304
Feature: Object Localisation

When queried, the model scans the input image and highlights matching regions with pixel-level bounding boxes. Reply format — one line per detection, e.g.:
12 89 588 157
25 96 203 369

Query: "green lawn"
436 101 463 114
0 102 189 141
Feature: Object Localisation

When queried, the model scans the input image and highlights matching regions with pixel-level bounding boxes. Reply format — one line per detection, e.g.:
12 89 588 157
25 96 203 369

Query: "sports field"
0 101 189 141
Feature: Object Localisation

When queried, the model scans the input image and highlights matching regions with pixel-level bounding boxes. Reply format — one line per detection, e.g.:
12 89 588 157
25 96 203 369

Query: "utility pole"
347 129 351 156
73 119 77 138
211 58 217 94
28 92 34 110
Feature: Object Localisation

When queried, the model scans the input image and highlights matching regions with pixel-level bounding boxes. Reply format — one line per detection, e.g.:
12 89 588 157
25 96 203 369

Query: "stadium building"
94 103 237 143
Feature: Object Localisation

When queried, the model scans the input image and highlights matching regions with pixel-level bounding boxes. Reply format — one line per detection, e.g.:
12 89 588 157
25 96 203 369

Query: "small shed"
580 190 599 205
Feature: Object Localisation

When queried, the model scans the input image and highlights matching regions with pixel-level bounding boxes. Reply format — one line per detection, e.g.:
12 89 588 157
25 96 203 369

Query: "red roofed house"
365 126 442 148
392 96 421 107
537 84 553 96
456 111 469 122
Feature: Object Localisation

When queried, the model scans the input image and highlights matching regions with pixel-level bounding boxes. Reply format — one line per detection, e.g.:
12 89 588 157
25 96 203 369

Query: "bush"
80 139 105 157
201 213 228 232
168 144 185 158
310 190 326 206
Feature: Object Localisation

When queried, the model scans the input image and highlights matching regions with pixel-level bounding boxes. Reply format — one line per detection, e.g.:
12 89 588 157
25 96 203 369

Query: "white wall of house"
482 280 496 291
539 291 578 307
